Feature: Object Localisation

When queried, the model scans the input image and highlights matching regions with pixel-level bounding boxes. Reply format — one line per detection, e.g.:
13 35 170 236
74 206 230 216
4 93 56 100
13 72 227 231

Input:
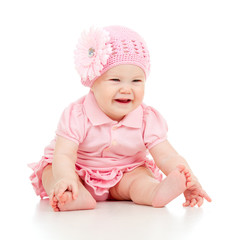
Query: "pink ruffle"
28 157 52 199
144 159 163 182
77 159 163 197
28 158 163 200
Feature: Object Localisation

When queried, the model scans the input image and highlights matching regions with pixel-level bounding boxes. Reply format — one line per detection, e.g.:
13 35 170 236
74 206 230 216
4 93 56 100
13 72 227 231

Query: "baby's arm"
149 140 212 207
149 140 195 178
51 136 79 200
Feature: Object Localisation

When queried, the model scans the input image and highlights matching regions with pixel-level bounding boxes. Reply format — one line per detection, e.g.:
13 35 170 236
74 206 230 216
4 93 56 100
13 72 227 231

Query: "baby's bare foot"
49 195 60 212
56 187 97 211
152 165 191 207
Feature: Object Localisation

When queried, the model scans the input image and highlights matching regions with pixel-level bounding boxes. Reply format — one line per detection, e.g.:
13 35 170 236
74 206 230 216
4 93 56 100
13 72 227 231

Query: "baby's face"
91 64 145 122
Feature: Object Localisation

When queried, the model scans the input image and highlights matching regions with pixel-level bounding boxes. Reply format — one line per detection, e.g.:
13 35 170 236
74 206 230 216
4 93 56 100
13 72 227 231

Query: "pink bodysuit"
29 91 168 201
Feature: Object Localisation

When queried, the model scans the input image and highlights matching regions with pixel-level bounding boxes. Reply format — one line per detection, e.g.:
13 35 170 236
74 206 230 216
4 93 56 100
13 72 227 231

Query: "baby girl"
29 26 211 212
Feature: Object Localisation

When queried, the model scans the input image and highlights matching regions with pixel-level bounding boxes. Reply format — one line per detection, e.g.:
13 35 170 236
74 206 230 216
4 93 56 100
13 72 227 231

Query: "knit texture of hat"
74 25 150 87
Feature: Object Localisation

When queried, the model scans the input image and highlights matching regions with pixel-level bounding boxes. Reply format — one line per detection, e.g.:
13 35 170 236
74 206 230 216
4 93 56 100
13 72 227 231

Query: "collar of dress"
83 90 143 128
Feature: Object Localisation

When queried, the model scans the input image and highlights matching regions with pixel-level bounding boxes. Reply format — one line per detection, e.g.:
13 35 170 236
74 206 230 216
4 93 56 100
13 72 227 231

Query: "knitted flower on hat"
74 27 112 86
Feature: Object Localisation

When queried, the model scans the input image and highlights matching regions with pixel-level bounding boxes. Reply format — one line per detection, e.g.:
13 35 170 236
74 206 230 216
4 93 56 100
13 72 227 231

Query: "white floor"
2 173 236 240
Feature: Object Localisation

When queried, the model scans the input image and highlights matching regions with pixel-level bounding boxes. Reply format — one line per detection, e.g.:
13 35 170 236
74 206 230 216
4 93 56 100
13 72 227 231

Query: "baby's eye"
110 79 120 82
133 79 142 82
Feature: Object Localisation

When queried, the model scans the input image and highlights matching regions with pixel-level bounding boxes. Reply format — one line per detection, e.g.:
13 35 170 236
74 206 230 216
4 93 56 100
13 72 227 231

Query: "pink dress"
29 91 168 201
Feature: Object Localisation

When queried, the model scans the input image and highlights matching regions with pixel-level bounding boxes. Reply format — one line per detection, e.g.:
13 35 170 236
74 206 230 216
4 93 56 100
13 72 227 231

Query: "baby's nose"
119 84 132 94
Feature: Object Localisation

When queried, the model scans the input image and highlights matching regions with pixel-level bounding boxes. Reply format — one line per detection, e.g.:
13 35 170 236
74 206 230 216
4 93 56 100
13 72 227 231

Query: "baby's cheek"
136 90 145 104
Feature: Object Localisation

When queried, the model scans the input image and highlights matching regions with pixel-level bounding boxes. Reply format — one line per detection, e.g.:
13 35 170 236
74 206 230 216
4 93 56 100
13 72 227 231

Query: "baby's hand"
183 178 212 207
50 176 79 203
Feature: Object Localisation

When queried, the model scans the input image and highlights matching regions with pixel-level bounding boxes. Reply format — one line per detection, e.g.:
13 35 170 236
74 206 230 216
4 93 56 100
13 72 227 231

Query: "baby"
29 26 211 212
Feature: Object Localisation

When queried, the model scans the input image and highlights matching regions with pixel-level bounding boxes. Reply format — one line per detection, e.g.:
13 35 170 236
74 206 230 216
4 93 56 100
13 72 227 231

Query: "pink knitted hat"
74 25 150 87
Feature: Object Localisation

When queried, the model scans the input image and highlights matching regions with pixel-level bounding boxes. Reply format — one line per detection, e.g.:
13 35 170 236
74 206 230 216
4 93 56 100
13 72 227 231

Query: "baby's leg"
42 165 96 211
151 165 191 207
110 165 191 207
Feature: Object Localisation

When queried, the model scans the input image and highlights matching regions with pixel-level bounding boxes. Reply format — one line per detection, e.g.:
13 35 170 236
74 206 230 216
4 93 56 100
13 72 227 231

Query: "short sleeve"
143 106 168 149
55 101 85 145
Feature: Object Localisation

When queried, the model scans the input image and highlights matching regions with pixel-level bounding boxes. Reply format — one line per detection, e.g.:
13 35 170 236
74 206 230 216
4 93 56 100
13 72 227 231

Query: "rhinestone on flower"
88 48 95 58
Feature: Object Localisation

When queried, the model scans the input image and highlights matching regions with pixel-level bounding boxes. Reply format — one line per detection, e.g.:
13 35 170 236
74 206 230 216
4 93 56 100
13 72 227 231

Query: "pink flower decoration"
74 27 112 84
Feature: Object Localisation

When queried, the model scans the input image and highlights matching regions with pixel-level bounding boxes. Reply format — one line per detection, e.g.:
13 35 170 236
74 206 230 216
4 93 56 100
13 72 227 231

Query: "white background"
0 0 236 239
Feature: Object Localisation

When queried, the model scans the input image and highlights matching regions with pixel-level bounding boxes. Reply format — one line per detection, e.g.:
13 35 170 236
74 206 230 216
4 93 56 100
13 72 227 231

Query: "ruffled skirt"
28 155 163 201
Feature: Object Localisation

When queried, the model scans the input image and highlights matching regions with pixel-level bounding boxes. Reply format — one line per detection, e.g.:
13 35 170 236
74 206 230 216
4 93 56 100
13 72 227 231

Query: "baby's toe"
177 165 186 172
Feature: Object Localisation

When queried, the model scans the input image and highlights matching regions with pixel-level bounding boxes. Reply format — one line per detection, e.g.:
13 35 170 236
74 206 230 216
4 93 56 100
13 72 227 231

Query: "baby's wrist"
53 168 77 181
190 174 199 184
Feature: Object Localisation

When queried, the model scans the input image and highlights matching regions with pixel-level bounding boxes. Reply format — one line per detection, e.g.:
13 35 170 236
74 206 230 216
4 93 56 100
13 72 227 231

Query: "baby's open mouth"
115 99 132 103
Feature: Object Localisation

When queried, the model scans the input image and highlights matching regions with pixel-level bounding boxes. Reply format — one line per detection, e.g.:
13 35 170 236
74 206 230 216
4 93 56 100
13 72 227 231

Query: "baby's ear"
90 85 95 92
